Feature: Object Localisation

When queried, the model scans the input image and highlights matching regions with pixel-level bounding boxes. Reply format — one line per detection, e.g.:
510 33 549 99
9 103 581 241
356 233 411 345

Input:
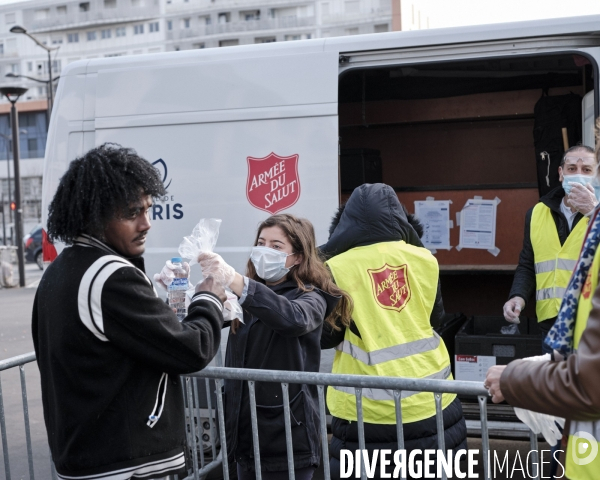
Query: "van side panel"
93 52 340 278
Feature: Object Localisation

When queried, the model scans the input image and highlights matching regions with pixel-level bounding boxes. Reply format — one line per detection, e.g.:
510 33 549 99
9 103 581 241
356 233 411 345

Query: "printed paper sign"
455 354 496 382
414 200 452 251
457 197 500 256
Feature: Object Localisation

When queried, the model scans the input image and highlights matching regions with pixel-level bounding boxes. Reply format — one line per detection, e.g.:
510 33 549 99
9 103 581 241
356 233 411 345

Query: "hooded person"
319 183 467 479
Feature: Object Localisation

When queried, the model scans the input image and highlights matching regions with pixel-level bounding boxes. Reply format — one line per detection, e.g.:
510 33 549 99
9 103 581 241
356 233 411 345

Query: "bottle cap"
171 257 183 263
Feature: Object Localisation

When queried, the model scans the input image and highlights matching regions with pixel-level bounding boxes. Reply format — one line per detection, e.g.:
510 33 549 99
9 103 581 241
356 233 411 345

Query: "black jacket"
224 278 339 472
509 186 585 329
318 184 466 476
32 236 224 480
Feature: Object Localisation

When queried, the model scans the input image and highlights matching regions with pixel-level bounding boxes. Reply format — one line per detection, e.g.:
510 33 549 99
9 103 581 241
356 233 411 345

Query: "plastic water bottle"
168 257 189 321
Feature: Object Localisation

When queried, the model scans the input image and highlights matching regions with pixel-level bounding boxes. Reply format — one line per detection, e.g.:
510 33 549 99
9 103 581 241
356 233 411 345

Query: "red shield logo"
246 153 301 215
368 264 411 312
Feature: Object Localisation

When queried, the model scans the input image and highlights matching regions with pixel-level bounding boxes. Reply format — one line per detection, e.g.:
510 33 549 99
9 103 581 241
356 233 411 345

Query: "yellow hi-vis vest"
531 203 588 321
565 240 600 480
325 241 455 425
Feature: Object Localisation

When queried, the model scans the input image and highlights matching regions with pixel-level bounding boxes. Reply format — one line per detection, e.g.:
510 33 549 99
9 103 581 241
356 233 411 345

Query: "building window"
5 13 15 24
27 61 32 71
374 24 388 33
101 29 111 39
192 43 205 49
241 10 259 21
199 15 211 25
219 39 238 47
284 35 300 41
167 20 172 30
345 27 359 35
10 63 19 74
182 18 190 28
133 24 144 34
149 22 159 32
57 5 67 14
67 33 79 43
52 36 63 44
27 138 38 154
87 31 97 41
79 2 90 12
116 27 126 37
131 0 144 6
35 9 50 20
344 0 359 13
321 2 330 16
104 0 116 8
217 13 230 24
255 37 275 44
0 44 4 55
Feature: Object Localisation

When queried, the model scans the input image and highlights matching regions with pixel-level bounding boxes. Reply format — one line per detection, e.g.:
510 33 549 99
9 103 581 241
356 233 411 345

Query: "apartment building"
0 0 432 228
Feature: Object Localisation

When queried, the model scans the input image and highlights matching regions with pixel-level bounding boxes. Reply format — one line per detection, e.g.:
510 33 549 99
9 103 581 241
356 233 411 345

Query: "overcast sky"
421 0 600 28
0 0 599 26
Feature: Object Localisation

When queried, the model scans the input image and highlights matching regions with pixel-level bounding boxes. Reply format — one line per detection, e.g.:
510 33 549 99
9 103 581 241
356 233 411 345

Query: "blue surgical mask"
562 174 594 195
250 246 295 282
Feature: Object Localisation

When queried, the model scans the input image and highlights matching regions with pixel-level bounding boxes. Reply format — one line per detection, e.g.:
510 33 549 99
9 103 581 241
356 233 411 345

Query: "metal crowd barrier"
1 351 546 480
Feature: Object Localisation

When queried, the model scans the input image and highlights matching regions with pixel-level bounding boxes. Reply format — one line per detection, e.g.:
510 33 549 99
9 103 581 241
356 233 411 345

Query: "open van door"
77 49 339 276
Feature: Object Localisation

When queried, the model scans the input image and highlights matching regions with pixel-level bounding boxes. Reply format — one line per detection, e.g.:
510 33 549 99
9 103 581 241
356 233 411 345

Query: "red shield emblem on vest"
246 153 301 215
368 264 411 312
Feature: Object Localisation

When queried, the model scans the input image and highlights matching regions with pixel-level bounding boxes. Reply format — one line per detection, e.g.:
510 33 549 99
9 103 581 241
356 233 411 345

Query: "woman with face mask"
197 213 352 480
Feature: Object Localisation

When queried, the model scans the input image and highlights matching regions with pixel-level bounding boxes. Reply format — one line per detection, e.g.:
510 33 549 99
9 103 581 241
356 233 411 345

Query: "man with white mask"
504 145 598 353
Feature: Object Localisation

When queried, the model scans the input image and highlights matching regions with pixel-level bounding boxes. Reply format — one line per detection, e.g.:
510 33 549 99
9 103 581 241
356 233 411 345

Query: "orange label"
582 270 593 300
368 264 411 312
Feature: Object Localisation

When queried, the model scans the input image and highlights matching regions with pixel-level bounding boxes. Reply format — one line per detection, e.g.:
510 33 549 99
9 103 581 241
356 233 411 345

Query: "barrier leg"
19 365 35 480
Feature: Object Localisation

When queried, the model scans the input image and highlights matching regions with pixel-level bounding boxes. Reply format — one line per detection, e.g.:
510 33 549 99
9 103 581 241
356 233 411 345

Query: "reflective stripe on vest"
564 239 600 480
335 332 442 366
325 241 455 425
330 365 452 401
530 203 588 321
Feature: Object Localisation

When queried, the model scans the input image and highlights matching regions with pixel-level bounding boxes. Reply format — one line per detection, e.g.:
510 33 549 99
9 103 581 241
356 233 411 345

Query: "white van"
42 13 599 330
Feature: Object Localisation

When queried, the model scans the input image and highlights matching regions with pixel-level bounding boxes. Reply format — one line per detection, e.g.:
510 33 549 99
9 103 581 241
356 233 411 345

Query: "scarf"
545 208 600 357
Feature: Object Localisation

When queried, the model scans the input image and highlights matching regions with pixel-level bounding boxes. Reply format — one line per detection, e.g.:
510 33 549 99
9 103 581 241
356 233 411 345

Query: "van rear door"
90 49 340 275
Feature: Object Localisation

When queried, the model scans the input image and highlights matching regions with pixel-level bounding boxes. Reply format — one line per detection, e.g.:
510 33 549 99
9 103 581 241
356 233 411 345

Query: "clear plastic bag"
501 324 520 335
178 218 243 322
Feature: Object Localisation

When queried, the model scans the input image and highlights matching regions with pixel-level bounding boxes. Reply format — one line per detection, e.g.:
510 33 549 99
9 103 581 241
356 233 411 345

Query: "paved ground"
1 263 559 480
1 262 50 480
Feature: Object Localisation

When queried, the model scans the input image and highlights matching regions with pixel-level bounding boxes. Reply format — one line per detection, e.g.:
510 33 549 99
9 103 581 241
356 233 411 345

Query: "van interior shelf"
339 113 536 129
390 183 539 192
439 265 518 274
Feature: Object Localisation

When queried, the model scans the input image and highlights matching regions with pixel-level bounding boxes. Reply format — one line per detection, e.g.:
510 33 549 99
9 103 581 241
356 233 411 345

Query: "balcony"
165 0 314 14
24 4 161 32
167 16 316 40
322 6 392 25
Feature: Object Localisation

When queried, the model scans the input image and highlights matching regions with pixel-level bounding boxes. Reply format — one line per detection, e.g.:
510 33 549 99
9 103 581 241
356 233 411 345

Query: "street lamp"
9 25 59 119
0 86 28 287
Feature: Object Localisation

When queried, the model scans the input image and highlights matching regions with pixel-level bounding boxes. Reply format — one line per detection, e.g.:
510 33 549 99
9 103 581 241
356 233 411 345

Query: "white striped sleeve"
191 293 224 312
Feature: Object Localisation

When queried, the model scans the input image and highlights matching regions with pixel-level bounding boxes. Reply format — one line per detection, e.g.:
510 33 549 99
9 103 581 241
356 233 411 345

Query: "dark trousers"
237 464 316 480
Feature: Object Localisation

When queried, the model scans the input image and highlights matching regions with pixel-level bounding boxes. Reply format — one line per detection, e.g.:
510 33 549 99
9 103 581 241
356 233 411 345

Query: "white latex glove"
153 260 190 291
197 251 236 287
514 408 565 446
503 296 525 324
513 353 565 446
566 183 598 216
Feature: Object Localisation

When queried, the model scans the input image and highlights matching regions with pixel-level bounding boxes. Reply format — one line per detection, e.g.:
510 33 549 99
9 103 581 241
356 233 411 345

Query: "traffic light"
10 201 16 211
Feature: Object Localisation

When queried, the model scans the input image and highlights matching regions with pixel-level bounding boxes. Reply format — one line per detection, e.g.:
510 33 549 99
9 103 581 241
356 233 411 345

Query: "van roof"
63 13 600 77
